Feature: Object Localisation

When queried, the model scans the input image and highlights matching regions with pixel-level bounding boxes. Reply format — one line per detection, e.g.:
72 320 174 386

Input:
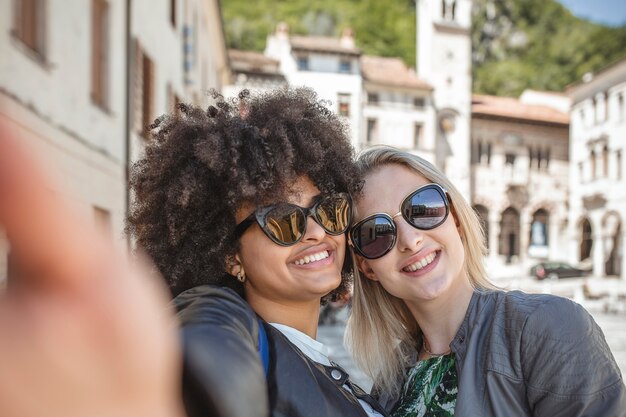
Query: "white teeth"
403 252 437 272
295 250 329 266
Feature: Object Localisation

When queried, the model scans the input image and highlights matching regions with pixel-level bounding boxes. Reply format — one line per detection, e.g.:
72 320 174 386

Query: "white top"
270 323 384 417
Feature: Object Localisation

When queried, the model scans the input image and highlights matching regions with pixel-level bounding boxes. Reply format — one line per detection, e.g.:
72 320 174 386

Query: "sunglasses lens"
353 216 395 259
315 194 351 234
403 187 448 229
264 204 306 245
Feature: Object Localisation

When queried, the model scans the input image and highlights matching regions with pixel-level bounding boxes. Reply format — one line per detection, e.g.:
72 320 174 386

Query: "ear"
225 253 244 276
449 202 464 239
355 254 378 282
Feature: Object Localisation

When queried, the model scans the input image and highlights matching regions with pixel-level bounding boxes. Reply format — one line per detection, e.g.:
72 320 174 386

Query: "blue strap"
257 318 270 377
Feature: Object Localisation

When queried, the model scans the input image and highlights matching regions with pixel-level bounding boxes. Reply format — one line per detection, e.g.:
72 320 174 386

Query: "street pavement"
318 280 626 394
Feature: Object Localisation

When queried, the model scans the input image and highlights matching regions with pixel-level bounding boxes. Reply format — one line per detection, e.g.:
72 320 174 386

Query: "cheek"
240 233 289 273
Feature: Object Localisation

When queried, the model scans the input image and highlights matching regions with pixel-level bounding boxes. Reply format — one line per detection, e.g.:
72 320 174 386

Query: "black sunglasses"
234 193 352 246
349 183 450 259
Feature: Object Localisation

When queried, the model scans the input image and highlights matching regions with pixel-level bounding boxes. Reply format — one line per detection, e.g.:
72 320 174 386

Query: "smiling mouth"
294 250 330 266
402 251 439 272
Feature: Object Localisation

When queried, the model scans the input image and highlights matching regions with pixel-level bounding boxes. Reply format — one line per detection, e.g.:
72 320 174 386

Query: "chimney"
340 27 355 49
276 22 289 40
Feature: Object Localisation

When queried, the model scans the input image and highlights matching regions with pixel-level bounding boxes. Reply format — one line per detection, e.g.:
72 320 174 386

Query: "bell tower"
416 0 472 198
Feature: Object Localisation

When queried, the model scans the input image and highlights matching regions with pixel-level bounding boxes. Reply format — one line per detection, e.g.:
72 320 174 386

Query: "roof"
228 49 281 75
290 36 361 55
472 94 569 125
361 55 432 90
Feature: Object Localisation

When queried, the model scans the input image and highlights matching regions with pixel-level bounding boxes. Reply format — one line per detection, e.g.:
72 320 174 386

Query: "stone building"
470 92 571 276
264 23 364 148
567 57 626 279
360 55 435 164
0 0 228 286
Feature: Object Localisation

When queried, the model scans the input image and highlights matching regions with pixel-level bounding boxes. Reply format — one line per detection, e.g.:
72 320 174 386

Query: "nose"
302 215 326 243
395 216 424 253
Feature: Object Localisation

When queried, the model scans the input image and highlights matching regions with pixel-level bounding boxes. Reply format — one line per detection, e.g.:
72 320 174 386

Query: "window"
366 119 377 144
619 93 624 121
337 93 350 117
505 153 516 166
13 0 46 56
477 141 491 165
297 56 309 71
604 92 609 121
170 0 176 27
593 97 598 125
413 97 425 108
442 0 456 20
542 147 550 171
603 145 609 177
414 124 423 149
91 0 109 109
367 93 379 104
617 151 622 180
133 40 155 138
339 59 351 73
529 209 549 247
590 149 596 180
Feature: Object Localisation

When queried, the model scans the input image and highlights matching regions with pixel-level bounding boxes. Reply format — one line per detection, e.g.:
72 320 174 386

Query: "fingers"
0 118 112 293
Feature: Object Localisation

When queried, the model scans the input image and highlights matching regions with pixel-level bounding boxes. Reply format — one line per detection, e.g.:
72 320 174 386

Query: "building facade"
470 93 571 276
567 57 626 279
264 24 363 148
0 0 228 286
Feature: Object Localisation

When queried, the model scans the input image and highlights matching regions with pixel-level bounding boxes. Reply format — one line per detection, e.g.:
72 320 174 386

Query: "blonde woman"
346 146 626 417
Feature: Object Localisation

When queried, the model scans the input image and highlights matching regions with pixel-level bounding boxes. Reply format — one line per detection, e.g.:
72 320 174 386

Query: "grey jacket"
376 290 626 416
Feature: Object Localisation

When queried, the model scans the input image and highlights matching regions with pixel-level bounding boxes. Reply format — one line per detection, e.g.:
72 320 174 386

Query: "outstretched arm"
0 119 185 417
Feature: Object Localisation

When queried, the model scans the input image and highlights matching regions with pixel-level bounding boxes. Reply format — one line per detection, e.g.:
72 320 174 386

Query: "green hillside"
222 0 626 96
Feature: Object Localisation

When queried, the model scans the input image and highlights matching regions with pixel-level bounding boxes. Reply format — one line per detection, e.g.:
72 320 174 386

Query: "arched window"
499 207 520 263
473 205 489 250
529 209 549 247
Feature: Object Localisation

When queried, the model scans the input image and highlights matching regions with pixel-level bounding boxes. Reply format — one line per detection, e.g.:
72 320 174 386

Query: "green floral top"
392 354 458 417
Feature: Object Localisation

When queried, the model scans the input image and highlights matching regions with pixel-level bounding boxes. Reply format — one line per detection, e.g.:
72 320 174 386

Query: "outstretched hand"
0 120 184 417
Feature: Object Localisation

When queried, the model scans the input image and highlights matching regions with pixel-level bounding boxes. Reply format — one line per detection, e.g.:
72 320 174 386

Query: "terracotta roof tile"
361 55 432 90
472 94 569 125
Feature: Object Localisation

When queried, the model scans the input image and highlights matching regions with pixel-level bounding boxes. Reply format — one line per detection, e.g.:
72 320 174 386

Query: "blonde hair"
345 146 496 396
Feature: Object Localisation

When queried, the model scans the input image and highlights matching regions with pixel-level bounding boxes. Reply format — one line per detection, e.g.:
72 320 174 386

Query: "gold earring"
236 271 246 283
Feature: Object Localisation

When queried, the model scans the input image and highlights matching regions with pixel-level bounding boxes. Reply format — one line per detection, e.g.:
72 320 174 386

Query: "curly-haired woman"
128 88 387 417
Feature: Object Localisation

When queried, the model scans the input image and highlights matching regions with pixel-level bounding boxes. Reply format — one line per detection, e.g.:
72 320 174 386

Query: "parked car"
530 262 590 280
